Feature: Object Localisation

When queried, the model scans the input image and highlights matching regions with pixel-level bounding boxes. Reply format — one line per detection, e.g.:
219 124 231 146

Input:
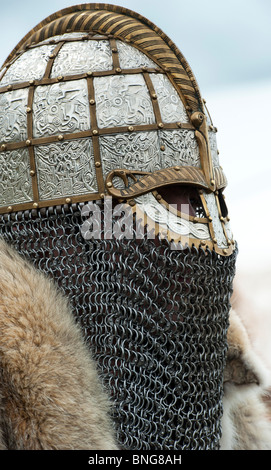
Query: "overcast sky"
0 0 271 270
1 0 270 91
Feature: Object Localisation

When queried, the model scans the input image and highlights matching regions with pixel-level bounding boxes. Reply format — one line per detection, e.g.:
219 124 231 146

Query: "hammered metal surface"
35 138 97 200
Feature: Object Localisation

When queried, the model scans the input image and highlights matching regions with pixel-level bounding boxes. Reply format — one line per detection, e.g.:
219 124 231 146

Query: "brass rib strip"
86 75 104 194
142 71 162 125
109 37 121 70
43 41 65 79
26 85 38 201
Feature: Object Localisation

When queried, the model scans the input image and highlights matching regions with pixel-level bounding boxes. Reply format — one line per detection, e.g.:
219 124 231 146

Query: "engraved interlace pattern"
150 74 189 123
35 138 97 200
159 129 200 168
0 149 33 205
0 89 28 142
94 74 155 128
33 80 91 138
116 40 157 69
51 40 113 77
0 45 55 85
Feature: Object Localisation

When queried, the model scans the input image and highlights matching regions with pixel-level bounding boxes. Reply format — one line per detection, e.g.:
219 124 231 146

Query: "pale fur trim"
0 239 118 450
221 309 271 450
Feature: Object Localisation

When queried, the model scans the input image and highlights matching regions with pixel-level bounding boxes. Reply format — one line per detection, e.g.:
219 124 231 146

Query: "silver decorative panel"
0 149 33 205
0 88 28 142
35 138 97 200
208 130 220 167
150 74 189 123
0 45 55 86
159 129 200 168
51 40 113 77
32 79 91 138
94 74 155 128
99 131 160 187
135 192 210 239
116 40 157 69
203 192 227 248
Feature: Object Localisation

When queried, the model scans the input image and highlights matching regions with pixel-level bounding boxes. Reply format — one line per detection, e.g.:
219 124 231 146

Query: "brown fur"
0 239 118 450
221 309 271 450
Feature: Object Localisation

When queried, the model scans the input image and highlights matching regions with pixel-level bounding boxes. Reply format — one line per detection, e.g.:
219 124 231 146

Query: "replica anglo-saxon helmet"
0 4 237 450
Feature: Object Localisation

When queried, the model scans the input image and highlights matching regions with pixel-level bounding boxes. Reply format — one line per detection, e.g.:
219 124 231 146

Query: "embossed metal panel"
33 80 91 138
51 40 113 77
35 138 97 200
94 74 155 128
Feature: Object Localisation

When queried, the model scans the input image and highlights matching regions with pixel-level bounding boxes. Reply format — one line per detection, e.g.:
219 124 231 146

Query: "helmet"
0 4 237 450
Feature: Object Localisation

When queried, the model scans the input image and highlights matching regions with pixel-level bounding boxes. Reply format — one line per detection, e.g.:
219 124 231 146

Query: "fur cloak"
0 239 271 450
0 239 118 450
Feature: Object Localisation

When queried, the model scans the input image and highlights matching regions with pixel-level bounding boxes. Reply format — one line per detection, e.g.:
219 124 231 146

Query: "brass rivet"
30 170 35 177
156 194 162 200
100 193 105 199
1 144 7 151
116 67 122 73
177 122 182 128
227 216 230 222
7 85 12 91
158 123 164 128
65 198 71 203
174 166 180 171
112 48 118 53
220 216 224 222
200 241 206 246
49 54 55 59
89 99 95 105
7 206 12 212
26 107 32 113
95 161 101 167
87 71 93 76
33 202 39 208
208 216 212 222
142 66 148 71
57 75 63 81
213 238 217 244
223 249 228 255
92 129 99 135
128 126 134 132
129 199 136 206
58 134 64 141
211 179 215 186
160 145 165 151
152 93 157 100
26 139 31 146
107 182 113 188
185 106 192 111
29 80 35 85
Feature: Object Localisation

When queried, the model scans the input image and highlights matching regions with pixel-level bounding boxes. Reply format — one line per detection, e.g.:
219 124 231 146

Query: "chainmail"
0 202 237 450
